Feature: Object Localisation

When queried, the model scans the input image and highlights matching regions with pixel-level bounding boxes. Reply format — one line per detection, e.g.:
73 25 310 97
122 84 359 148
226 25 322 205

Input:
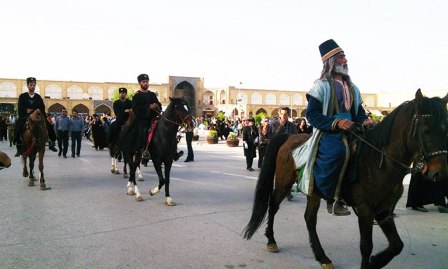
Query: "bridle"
409 114 448 175
152 105 192 130
349 113 447 175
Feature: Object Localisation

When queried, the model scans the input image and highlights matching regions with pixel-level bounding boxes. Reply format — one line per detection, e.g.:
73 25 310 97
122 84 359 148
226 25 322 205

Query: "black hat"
118 87 127 93
26 77 36 84
137 74 149 82
319 39 343 62
247 118 255 122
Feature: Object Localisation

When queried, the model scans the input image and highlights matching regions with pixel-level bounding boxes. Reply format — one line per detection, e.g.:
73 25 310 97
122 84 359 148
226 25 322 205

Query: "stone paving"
0 136 447 269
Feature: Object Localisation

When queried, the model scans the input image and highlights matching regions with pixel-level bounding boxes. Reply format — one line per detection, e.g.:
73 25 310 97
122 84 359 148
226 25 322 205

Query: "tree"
110 86 137 102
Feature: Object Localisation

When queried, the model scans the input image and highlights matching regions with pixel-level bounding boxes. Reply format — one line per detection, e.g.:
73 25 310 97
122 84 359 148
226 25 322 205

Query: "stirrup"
141 150 150 160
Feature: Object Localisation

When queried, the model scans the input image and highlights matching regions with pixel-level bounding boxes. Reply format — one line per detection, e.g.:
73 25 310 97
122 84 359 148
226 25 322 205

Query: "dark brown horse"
243 90 448 269
0 150 11 170
20 109 50 190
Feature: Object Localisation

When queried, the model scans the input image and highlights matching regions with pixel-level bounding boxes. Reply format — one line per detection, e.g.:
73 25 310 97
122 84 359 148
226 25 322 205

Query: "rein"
152 107 192 130
349 114 447 175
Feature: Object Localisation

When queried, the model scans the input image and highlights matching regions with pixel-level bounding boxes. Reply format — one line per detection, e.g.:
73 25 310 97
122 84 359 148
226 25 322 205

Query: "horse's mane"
366 95 447 148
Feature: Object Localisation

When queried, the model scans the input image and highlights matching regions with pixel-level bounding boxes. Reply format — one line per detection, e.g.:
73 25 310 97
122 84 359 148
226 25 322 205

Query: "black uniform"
132 90 162 151
15 92 56 143
113 98 132 126
243 123 259 171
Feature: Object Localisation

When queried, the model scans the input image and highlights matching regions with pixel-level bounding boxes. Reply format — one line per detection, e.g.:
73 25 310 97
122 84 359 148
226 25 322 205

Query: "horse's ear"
415 89 423 100
442 92 448 103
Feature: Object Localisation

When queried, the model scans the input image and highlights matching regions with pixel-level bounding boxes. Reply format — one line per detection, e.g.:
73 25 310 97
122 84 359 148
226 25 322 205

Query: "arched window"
251 93 262 105
202 91 214 105
279 94 290 105
237 93 248 105
292 94 302 105
0 82 17 98
67 85 84 99
88 86 103 100
265 93 276 105
108 87 116 100
45 84 62 99
220 90 226 104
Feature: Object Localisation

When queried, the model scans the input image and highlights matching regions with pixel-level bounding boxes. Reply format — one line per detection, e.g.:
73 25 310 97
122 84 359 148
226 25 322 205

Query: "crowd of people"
4 38 447 216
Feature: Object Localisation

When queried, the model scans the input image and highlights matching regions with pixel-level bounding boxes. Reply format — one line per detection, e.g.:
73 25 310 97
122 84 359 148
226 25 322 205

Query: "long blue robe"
292 77 367 199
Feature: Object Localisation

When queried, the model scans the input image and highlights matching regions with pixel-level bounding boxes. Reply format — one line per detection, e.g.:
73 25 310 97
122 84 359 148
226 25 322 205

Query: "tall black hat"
319 39 343 62
137 74 149 82
118 87 127 93
26 77 36 84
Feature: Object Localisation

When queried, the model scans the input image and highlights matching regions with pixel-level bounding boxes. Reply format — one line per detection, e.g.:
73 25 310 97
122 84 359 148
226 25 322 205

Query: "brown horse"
0 150 11 170
20 109 50 190
243 90 448 269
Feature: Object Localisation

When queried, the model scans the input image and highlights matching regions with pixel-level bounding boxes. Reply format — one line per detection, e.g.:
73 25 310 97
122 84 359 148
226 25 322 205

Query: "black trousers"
185 131 194 159
71 131 82 155
57 130 69 156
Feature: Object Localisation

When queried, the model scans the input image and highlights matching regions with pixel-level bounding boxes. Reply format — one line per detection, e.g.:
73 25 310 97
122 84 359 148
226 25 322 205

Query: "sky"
1 0 447 107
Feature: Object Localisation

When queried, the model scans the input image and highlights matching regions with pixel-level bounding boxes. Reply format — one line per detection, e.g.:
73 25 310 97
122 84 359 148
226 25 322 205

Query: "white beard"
334 63 349 75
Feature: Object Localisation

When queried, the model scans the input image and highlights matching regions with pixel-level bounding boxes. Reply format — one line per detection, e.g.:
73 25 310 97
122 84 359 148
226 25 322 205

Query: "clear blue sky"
1 0 447 106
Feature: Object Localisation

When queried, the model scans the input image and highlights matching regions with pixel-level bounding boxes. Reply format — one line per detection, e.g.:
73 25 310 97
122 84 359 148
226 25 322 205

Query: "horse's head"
410 89 448 182
24 109 48 145
168 97 194 127
0 151 11 170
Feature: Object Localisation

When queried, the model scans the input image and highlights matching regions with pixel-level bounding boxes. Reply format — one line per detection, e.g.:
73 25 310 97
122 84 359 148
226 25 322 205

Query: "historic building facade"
0 76 386 118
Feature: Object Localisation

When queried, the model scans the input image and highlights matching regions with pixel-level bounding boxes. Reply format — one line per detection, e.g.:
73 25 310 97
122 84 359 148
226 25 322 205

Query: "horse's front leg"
111 157 117 174
357 205 375 269
22 156 29 178
305 195 333 269
27 154 36 187
39 151 50 190
128 154 143 202
163 161 175 206
149 160 165 197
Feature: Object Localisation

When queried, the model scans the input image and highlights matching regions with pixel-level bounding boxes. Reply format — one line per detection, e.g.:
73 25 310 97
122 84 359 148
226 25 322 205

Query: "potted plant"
207 130 219 144
226 132 240 147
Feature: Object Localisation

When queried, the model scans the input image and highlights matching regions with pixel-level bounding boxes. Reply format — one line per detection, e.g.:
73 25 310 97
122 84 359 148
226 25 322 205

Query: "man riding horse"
132 74 183 162
14 77 57 157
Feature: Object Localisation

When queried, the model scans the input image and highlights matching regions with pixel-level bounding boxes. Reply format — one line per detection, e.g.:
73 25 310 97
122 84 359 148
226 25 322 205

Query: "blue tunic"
304 78 367 199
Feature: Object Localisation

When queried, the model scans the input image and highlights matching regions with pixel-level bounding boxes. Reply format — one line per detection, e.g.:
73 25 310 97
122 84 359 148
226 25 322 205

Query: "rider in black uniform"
132 74 183 162
14 77 57 156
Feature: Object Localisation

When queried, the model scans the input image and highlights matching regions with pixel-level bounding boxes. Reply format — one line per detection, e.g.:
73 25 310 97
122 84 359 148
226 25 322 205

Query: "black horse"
108 120 144 180
243 90 448 269
121 97 193 205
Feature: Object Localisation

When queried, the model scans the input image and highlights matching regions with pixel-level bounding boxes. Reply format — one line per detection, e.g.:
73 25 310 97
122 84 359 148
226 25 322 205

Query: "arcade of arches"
0 76 390 118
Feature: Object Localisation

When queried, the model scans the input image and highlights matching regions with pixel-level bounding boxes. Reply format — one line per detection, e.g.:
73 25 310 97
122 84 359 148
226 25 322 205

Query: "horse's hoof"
321 263 334 269
137 177 144 181
23 172 29 177
40 185 51 190
149 187 160 196
123 173 129 178
135 196 144 202
28 181 35 187
267 243 279 253
165 197 176 206
110 169 115 173
114 171 120 174
127 190 136 196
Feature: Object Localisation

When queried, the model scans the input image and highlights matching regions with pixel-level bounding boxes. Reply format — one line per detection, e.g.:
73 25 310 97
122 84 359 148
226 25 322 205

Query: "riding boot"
173 150 184 161
15 144 21 157
48 140 58 152
327 199 351 216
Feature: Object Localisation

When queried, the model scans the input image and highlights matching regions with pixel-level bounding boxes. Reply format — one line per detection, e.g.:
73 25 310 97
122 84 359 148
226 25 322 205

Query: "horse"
121 97 193 205
0 150 11 170
108 120 143 180
243 89 448 269
20 109 51 190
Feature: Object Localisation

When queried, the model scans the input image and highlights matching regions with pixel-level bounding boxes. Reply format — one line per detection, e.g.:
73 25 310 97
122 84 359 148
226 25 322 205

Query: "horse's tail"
242 133 289 240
